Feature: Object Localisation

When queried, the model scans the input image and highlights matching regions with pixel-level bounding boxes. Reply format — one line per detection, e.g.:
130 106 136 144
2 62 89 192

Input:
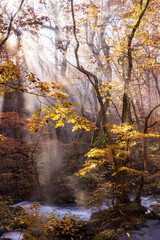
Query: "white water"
2 196 160 239
2 231 23 240
141 196 160 211
12 201 93 221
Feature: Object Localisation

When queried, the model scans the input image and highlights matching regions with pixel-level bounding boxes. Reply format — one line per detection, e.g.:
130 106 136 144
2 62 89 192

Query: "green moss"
88 202 147 232
92 230 118 240
152 204 160 214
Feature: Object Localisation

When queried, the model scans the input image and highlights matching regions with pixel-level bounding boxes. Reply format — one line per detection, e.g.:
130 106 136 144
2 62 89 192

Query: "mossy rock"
102 216 124 229
89 202 147 232
151 204 160 214
92 230 118 240
91 203 147 221
0 228 4 237
145 212 155 219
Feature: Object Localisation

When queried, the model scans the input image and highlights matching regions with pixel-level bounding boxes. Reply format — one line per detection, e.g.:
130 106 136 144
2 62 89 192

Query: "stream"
2 196 160 239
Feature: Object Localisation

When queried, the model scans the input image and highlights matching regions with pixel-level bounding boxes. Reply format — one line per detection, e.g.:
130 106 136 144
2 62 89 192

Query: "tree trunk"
91 99 110 144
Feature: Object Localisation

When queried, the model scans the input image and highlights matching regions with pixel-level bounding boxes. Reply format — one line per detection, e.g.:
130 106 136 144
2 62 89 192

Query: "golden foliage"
76 123 159 177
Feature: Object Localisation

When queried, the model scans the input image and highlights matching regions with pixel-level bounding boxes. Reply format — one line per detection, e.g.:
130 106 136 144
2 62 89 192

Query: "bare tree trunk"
131 100 140 131
91 100 110 144
152 71 160 98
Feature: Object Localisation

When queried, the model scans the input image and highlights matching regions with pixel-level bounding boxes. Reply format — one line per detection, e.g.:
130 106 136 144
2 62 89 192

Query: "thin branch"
143 104 160 172
0 0 25 48
127 0 150 83
0 16 14 48
111 100 121 119
14 0 25 17
144 104 160 133
140 0 143 8
70 0 80 67
65 57 96 87
148 121 157 129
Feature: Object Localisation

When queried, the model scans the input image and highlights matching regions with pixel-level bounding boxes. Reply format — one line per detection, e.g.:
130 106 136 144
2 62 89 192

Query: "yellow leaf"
112 167 141 176
126 232 130 237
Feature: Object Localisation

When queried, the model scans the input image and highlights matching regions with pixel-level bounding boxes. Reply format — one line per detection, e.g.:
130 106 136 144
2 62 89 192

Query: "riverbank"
2 196 160 239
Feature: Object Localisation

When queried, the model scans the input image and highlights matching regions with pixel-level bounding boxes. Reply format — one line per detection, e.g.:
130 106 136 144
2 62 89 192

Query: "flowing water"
118 219 160 240
2 196 160 239
2 202 93 239
12 201 93 221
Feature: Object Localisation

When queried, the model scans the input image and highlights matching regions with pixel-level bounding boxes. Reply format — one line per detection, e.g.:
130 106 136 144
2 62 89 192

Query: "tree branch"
70 0 80 67
144 104 160 132
127 0 150 83
152 70 160 98
0 0 25 49
111 100 121 120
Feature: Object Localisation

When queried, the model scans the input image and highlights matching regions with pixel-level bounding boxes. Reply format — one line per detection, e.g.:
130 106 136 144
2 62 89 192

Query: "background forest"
0 0 160 238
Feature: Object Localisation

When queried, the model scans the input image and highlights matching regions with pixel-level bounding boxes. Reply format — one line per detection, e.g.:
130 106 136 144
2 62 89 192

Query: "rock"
151 204 160 214
88 202 148 234
92 230 118 240
0 228 4 237
91 203 147 221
